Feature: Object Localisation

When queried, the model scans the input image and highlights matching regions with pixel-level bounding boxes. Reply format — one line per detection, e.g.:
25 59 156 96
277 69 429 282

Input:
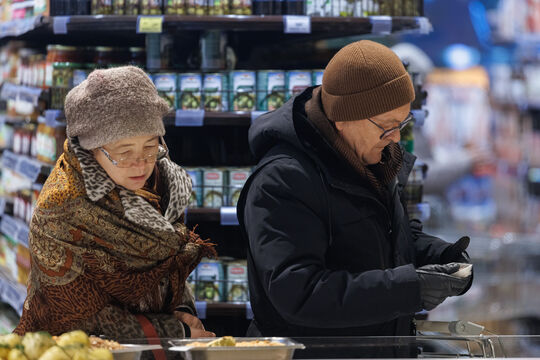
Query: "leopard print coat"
15 138 215 345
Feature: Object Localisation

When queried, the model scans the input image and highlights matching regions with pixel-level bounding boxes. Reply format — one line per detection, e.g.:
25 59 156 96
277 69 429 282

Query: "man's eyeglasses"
366 112 414 140
99 136 169 168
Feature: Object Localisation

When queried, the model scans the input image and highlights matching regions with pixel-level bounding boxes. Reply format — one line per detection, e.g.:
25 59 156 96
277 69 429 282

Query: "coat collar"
67 138 191 232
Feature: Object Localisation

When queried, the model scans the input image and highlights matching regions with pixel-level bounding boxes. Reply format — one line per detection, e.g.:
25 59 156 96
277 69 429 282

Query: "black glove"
440 236 473 295
416 263 470 311
441 236 471 264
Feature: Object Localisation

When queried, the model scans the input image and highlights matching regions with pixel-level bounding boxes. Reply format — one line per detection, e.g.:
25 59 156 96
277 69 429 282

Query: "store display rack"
1 15 431 40
0 7 432 335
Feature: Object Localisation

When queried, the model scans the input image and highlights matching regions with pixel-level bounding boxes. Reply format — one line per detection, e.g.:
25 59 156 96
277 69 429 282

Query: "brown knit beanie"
321 40 415 122
65 65 169 150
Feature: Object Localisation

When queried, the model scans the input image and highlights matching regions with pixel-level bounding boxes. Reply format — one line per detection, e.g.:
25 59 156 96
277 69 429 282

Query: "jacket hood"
249 88 315 162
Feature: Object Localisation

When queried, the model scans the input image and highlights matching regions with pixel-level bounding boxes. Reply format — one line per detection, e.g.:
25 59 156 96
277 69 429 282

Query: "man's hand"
416 263 471 311
175 311 216 338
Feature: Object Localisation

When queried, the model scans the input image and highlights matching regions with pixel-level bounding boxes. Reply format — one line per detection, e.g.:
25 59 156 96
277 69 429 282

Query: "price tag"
2 151 19 171
1 215 20 241
53 16 70 34
137 16 164 34
17 157 42 182
370 16 392 35
245 302 254 320
283 15 311 34
411 109 426 128
175 109 205 127
20 85 43 106
251 111 267 123
195 301 207 319
16 224 29 248
416 17 432 34
0 197 5 215
220 207 239 226
44 109 64 128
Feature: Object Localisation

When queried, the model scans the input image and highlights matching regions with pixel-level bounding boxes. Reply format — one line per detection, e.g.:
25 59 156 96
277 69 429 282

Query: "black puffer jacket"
237 87 453 337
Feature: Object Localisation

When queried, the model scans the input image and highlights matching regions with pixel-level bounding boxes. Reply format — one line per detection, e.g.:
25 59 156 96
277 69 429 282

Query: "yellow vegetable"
0 334 21 349
62 344 87 359
207 336 236 347
56 331 90 348
37 346 70 360
88 348 113 360
7 348 26 360
21 332 55 360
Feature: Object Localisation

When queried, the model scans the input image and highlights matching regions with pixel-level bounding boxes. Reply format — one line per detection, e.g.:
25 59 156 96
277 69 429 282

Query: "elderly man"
237 40 472 338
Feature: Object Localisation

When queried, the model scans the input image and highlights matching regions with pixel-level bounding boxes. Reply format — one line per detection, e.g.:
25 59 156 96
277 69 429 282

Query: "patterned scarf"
15 139 216 335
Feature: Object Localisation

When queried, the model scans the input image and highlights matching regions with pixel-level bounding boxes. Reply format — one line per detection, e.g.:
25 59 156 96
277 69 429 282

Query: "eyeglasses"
99 136 169 168
366 112 414 140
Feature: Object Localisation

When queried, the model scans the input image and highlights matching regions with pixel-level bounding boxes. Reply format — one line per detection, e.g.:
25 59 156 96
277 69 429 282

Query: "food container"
256 70 286 111
224 259 248 302
152 73 177 109
286 70 311 100
195 259 225 302
111 344 163 360
184 167 203 208
227 168 250 206
168 337 305 360
312 69 324 86
178 73 203 110
229 71 256 111
203 73 228 112
202 168 226 208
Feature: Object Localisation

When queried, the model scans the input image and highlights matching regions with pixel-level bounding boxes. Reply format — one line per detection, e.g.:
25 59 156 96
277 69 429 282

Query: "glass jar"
94 46 116 68
128 47 146 68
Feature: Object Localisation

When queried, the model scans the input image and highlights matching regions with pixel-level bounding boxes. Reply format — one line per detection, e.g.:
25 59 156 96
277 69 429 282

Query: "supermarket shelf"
0 214 29 248
0 266 26 316
1 15 431 39
1 150 54 183
186 207 239 225
164 111 254 127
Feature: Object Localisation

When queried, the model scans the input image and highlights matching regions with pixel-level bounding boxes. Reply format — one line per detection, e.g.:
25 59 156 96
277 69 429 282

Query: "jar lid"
56 45 78 52
95 46 115 52
129 47 145 52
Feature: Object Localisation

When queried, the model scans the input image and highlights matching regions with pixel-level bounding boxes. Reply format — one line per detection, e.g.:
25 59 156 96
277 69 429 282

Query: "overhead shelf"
1 150 54 183
1 15 431 39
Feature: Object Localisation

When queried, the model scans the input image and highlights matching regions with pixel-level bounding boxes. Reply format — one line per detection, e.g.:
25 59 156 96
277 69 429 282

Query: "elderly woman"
15 66 216 343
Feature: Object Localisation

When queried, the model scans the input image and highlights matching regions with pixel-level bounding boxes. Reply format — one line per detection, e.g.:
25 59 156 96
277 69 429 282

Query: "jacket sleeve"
76 305 189 339
409 219 452 267
244 159 422 329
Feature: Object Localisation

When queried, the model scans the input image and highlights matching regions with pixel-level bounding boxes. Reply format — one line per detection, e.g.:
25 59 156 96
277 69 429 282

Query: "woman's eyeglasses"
99 136 169 168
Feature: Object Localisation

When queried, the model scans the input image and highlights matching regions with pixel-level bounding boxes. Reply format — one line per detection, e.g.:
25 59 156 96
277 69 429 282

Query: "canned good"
125 0 140 13
256 70 286 111
208 0 227 14
228 168 251 206
185 167 203 208
164 0 185 13
312 69 324 86
187 0 206 15
203 168 226 208
141 0 162 14
203 73 228 112
225 260 248 302
196 259 225 302
152 73 177 109
229 71 256 112
286 70 311 99
72 68 89 87
178 73 202 110
230 0 251 14
113 0 126 14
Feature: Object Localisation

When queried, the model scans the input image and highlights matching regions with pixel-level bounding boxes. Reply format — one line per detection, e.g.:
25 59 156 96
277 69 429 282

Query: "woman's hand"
175 311 216 338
